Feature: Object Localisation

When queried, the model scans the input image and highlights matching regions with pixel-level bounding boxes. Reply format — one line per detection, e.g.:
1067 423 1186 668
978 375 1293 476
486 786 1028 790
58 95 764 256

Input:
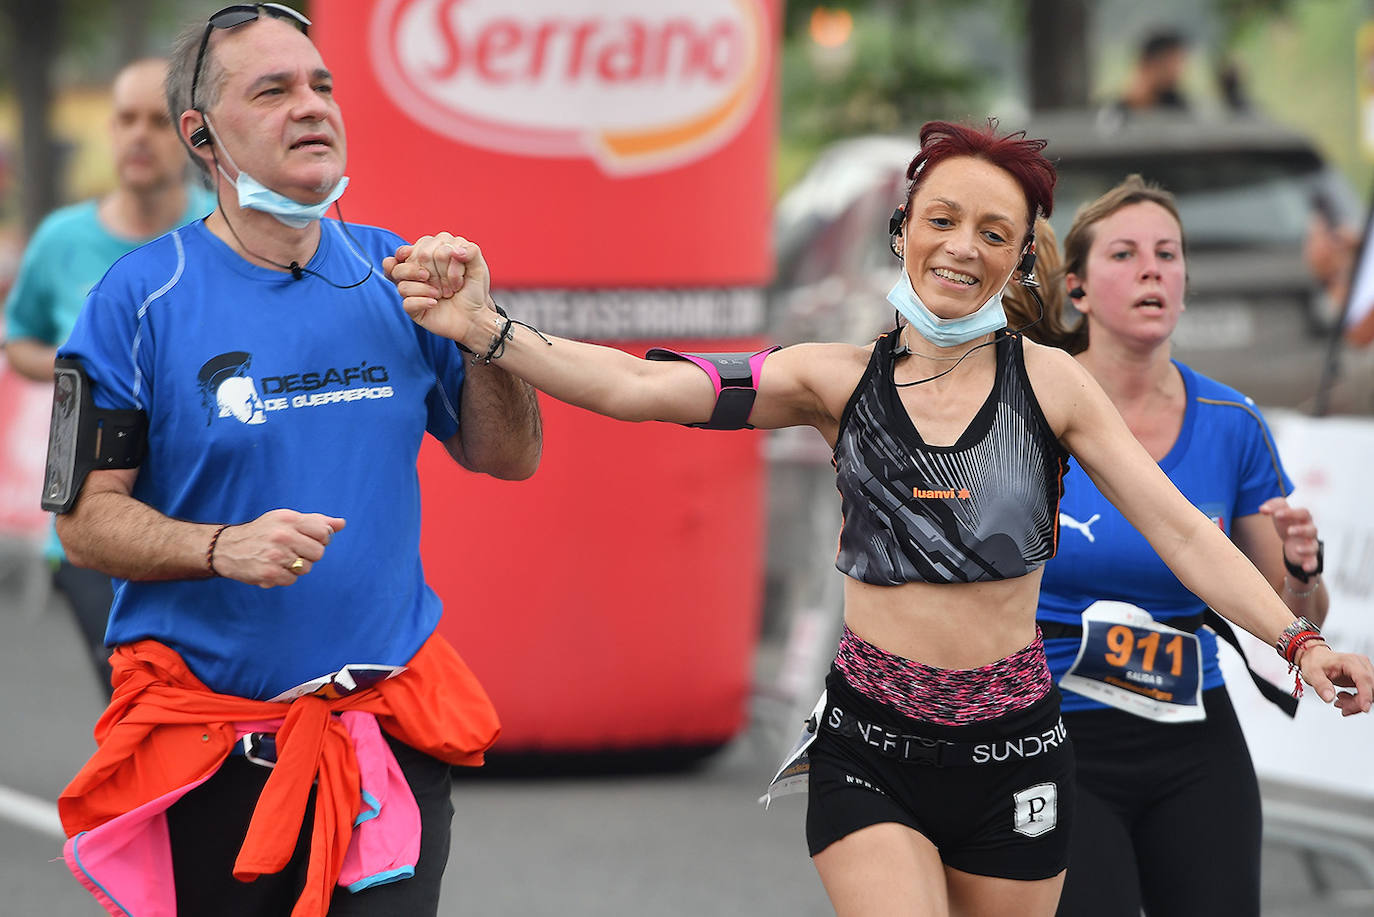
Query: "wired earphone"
886 204 1047 387
190 114 373 289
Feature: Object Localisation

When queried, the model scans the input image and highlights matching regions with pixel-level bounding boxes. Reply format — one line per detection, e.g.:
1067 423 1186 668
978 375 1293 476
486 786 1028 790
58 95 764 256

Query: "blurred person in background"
52 6 540 916
2 57 214 697
1305 192 1374 413
1216 57 1254 115
1303 189 1374 349
1113 29 1192 115
1304 190 1358 320
1022 175 1330 917
388 123 1373 917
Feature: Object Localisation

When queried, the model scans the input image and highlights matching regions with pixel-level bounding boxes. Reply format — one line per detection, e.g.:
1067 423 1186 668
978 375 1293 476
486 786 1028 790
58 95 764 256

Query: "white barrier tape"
0 783 64 839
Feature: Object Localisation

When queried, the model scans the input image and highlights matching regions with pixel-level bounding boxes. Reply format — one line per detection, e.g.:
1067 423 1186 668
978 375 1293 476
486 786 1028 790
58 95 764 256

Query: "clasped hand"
383 233 496 347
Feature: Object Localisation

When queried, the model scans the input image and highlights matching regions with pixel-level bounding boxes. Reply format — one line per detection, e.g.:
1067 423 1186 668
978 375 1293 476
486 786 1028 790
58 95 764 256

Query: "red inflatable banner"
314 0 780 755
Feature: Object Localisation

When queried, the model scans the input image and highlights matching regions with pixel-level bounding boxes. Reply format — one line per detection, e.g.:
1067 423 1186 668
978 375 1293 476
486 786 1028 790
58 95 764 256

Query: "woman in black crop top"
386 122 1374 917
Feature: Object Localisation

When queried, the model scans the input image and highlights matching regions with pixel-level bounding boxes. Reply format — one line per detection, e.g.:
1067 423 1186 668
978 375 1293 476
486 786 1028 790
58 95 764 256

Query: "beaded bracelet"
206 523 229 577
1276 616 1323 664
1276 616 1326 698
1284 576 1320 598
1287 632 1327 662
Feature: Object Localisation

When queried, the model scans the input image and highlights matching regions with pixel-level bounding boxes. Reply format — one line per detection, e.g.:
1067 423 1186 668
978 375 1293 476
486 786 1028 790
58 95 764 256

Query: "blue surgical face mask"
205 117 348 229
886 260 1010 348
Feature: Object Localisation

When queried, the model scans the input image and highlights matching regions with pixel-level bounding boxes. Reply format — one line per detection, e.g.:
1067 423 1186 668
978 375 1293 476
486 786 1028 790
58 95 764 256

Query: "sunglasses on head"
190 3 312 110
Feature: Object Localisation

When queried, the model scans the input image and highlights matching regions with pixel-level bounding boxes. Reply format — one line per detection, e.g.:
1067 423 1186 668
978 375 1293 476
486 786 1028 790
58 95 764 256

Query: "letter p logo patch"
1012 783 1058 838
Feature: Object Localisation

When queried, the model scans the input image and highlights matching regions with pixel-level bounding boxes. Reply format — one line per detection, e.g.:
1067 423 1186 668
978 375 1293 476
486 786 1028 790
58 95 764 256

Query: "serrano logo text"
371 0 770 174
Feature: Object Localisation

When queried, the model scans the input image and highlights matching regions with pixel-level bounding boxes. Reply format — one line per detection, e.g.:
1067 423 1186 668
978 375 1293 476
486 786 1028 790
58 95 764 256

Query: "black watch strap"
1284 539 1323 584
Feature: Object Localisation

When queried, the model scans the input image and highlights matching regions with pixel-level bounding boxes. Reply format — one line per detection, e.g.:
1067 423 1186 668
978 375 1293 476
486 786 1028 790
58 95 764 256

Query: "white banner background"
1219 409 1374 798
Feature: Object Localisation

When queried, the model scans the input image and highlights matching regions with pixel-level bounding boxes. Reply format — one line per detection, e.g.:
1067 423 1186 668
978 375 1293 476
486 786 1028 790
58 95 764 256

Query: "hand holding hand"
1298 643 1374 716
1258 497 1321 576
211 509 346 588
384 233 497 347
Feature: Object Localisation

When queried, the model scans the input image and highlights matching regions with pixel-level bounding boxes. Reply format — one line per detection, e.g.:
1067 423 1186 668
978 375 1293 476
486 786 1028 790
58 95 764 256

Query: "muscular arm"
57 468 345 588
444 358 542 479
3 337 57 381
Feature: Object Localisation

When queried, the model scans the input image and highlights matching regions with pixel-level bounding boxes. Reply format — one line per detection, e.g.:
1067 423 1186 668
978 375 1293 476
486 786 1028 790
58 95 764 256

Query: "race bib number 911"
1059 601 1205 723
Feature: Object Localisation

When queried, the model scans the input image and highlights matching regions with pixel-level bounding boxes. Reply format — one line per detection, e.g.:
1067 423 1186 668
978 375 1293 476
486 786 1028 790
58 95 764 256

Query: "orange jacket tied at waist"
59 631 500 917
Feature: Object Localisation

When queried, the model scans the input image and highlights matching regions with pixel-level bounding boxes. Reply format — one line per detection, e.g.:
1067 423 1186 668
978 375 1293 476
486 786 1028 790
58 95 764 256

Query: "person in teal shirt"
3 58 214 695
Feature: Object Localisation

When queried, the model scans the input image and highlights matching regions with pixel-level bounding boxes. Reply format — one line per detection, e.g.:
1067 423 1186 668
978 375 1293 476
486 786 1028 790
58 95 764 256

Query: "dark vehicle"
770 111 1361 409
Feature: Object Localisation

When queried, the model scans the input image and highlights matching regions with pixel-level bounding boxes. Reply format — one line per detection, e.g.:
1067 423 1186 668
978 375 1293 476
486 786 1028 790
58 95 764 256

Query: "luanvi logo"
914 487 971 500
370 0 770 175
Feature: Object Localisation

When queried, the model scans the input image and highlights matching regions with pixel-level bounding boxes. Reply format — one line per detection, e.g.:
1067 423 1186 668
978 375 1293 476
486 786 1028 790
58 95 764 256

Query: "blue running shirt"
1038 361 1292 713
60 219 467 699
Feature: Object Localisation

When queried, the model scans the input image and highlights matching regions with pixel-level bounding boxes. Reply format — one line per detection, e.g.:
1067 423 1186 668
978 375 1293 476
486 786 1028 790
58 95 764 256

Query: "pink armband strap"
644 346 780 429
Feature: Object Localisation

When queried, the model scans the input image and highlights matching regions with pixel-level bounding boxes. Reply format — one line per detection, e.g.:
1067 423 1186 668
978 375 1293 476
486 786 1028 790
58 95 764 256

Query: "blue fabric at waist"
1043 629 1225 714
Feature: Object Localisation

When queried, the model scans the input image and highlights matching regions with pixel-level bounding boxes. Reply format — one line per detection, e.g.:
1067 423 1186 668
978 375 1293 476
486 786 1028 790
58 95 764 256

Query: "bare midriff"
841 568 1045 670
836 570 1053 725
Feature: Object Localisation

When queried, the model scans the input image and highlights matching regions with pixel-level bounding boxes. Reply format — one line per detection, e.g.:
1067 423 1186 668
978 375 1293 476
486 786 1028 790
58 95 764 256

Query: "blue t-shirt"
4 188 215 560
59 218 467 699
1038 361 1293 713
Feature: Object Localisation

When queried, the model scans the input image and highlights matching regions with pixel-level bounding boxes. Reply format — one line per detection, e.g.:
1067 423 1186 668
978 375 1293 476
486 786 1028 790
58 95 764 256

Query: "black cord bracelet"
472 308 553 365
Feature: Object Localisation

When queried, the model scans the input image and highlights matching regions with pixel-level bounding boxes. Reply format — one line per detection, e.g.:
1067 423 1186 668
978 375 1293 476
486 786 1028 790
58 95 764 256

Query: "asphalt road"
1 552 1371 916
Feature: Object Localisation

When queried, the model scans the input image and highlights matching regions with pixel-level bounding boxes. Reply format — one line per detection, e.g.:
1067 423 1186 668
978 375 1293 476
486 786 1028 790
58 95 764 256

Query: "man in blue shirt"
3 57 214 695
53 6 541 915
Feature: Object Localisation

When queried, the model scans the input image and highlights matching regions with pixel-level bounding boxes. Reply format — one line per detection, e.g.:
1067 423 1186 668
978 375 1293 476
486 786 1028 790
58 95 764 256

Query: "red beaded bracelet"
1276 617 1323 664
1288 632 1327 662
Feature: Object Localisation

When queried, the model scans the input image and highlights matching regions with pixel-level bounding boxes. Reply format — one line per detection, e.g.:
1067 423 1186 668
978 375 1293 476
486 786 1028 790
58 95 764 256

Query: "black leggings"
1055 686 1261 917
166 732 454 916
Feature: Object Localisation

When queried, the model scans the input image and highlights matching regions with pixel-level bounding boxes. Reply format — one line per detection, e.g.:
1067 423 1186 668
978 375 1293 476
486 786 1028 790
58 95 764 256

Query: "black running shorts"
806 670 1075 880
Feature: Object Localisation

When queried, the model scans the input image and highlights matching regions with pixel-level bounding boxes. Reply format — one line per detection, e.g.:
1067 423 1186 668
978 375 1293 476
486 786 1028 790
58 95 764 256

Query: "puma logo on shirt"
1059 512 1101 543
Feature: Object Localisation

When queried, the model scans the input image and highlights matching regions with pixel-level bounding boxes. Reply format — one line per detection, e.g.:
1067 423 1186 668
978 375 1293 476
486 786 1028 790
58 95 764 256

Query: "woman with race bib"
1032 175 1332 917
386 126 1372 917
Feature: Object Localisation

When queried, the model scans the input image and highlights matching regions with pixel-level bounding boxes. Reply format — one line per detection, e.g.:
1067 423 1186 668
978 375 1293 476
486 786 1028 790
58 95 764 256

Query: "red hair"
904 120 1057 241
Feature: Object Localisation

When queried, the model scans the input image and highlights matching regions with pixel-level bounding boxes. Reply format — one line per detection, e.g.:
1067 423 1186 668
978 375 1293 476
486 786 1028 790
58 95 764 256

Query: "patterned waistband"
834 624 1052 726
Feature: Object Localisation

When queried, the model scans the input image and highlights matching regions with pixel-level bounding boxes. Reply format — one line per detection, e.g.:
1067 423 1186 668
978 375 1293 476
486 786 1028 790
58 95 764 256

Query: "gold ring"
289 558 305 574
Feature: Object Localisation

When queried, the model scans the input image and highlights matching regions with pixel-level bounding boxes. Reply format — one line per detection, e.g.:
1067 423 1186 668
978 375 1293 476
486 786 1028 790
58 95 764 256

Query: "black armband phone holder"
41 358 148 513
644 346 780 430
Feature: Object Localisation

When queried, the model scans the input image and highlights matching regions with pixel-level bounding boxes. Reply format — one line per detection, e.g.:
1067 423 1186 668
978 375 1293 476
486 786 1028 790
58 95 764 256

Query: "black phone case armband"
42 358 148 513
644 346 780 430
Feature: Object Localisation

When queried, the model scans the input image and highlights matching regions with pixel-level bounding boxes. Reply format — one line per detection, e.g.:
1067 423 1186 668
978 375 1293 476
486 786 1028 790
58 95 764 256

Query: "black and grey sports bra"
832 330 1069 586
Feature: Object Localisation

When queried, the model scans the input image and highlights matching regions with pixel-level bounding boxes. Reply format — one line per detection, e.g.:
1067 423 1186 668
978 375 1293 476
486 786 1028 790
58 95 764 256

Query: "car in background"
768 110 1363 410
